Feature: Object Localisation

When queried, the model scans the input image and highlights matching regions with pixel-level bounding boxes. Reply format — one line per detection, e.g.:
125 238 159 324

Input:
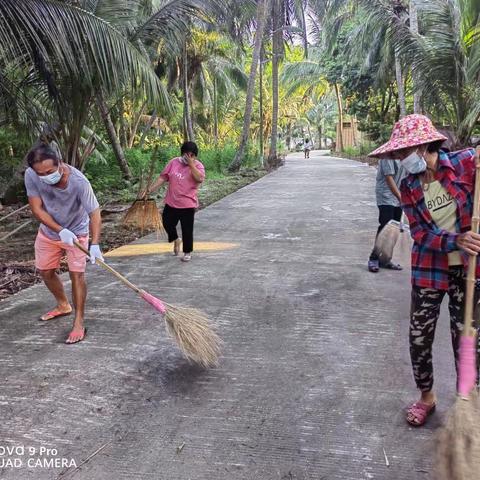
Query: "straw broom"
434 149 480 479
123 147 166 237
374 214 409 266
74 242 221 367
123 197 165 236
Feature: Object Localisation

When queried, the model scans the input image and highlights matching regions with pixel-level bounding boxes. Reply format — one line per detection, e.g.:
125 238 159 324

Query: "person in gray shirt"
368 158 405 272
24 144 103 344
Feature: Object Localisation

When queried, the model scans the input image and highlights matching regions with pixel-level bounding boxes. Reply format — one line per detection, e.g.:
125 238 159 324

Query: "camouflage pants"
410 267 480 392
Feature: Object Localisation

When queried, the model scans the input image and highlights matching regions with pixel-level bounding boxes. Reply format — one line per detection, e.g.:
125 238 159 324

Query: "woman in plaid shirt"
369 114 480 426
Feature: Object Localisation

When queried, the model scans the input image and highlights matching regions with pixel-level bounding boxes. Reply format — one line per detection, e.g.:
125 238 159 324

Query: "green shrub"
343 146 361 156
84 141 262 202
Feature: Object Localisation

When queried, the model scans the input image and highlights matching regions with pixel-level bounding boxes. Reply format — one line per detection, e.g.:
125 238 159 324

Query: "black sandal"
368 259 379 272
382 261 402 271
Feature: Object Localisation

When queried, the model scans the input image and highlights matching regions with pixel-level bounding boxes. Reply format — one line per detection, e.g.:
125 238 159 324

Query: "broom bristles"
374 222 400 265
434 391 480 480
123 199 166 238
164 305 222 368
140 292 221 367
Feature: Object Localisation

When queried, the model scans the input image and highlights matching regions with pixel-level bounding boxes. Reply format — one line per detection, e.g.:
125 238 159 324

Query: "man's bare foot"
65 325 87 344
39 304 73 321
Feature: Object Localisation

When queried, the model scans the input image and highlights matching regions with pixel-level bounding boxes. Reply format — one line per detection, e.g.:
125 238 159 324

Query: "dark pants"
369 205 402 261
162 204 195 254
409 267 480 392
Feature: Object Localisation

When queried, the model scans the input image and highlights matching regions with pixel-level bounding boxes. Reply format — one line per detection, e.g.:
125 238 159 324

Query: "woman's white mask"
402 151 427 174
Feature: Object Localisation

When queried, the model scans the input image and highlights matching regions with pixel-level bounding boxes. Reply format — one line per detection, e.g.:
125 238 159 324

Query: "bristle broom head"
434 391 480 480
123 199 166 237
164 305 222 368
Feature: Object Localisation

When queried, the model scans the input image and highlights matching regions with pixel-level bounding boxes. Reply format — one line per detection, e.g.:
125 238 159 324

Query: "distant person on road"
147 141 205 262
369 114 480 427
24 144 103 344
367 158 405 272
303 138 313 158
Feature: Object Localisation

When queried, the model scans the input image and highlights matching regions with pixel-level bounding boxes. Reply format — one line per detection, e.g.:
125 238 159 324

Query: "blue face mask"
402 151 427 174
39 167 62 185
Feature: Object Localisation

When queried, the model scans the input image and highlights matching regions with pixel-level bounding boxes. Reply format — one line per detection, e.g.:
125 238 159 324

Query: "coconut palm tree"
80 0 226 174
228 0 271 172
409 0 421 113
267 0 311 166
0 0 167 171
359 0 480 144
281 50 335 147
317 0 409 119
157 28 247 143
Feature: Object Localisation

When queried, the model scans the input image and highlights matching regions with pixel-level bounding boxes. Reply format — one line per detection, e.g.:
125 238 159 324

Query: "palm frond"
0 0 167 108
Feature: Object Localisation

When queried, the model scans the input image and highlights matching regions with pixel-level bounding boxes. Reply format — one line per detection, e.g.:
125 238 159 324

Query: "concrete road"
0 152 457 479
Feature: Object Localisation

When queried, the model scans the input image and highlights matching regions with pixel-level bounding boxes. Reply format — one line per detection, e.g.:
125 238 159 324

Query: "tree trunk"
317 125 322 149
118 99 128 149
267 0 282 167
213 76 218 145
395 51 407 118
95 92 132 180
128 101 147 148
138 109 157 150
286 122 292 151
228 0 270 172
66 134 81 168
301 2 308 58
334 83 344 152
409 0 421 113
307 124 313 145
259 45 265 162
183 43 195 142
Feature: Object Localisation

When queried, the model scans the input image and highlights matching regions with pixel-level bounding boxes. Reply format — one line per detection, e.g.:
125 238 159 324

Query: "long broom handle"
73 241 143 296
463 148 480 337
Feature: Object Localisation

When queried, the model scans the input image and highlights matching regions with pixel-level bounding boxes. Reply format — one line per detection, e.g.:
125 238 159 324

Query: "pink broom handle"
73 241 143 296
457 148 480 398
463 149 480 337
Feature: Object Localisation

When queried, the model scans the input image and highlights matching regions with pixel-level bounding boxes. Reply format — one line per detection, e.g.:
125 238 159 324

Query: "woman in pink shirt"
148 142 205 262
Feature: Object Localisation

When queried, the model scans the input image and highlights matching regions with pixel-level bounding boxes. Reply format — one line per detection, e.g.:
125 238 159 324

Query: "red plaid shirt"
401 148 478 290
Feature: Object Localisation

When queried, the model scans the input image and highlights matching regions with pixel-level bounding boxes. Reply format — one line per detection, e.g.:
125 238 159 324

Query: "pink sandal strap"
406 402 436 426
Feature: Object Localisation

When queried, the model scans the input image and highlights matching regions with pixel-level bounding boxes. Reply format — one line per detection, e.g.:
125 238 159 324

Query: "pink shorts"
35 230 89 273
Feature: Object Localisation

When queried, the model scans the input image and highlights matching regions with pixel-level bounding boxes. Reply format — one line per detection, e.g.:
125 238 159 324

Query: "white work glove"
59 228 78 246
89 244 104 265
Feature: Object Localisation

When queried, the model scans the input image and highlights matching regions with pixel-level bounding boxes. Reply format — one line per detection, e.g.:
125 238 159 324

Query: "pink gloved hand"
458 336 477 398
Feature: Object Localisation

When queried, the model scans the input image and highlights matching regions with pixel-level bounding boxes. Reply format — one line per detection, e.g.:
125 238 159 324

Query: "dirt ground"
0 169 264 301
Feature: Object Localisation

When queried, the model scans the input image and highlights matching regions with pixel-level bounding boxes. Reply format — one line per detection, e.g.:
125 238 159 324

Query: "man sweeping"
24 144 103 344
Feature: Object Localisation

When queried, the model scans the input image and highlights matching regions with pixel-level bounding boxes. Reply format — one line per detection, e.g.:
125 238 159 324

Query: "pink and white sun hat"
368 114 447 157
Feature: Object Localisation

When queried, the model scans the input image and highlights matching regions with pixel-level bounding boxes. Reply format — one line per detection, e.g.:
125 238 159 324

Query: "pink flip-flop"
406 401 436 426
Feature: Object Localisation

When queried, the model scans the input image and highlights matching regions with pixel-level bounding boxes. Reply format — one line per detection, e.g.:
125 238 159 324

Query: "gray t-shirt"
375 159 405 207
25 165 99 240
